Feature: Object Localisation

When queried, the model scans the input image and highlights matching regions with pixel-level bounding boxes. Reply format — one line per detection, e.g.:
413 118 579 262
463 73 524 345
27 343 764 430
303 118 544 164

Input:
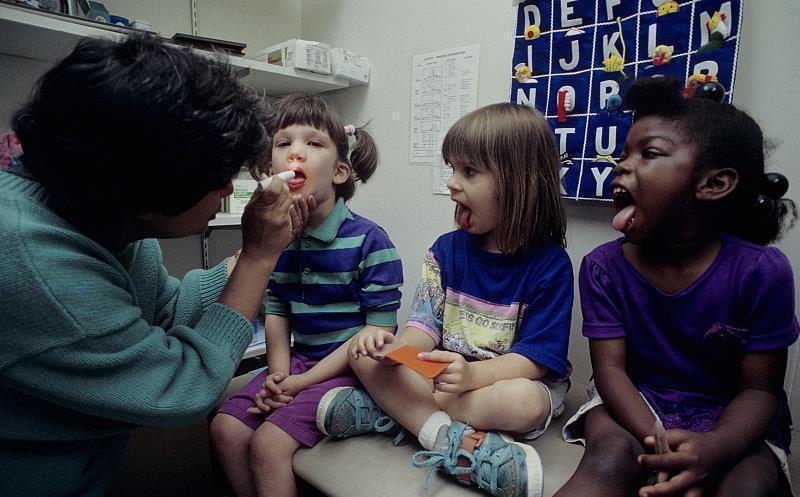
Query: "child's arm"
265 313 291 375
264 324 397 402
591 338 659 443
248 313 292 413
350 324 436 362
419 349 548 393
638 349 786 497
303 325 397 385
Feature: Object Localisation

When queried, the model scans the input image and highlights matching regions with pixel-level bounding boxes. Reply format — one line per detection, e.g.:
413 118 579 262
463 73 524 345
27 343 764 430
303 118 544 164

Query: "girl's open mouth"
287 171 306 190
612 186 636 232
456 203 472 229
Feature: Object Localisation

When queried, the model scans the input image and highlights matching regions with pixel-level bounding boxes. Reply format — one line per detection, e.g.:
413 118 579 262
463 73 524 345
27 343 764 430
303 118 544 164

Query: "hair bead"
755 194 775 217
762 172 789 200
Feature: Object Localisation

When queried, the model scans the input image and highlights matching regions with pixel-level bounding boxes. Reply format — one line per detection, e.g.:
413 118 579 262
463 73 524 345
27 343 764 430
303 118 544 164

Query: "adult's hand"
240 176 293 261
219 178 292 322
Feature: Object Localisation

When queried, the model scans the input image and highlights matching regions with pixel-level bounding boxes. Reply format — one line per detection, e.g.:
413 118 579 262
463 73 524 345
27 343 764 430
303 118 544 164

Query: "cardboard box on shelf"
226 178 258 214
253 39 331 75
330 48 370 84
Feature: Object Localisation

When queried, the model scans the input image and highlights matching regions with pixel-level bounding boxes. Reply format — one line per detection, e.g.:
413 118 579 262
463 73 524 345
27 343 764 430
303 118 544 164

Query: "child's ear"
332 161 351 185
696 167 738 201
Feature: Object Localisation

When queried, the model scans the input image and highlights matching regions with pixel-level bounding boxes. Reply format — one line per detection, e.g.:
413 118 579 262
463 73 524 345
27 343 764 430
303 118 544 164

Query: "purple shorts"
217 353 359 447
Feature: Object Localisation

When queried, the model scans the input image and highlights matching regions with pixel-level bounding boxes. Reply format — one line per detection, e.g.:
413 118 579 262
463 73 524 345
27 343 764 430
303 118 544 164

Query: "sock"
418 411 452 450
431 424 451 452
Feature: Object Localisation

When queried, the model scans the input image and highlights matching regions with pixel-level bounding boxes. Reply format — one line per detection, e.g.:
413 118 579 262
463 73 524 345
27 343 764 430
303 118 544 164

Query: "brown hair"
442 103 567 254
251 93 378 201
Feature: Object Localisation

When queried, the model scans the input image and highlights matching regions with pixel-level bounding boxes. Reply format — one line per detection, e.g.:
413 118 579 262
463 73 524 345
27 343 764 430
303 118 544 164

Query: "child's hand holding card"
375 343 448 379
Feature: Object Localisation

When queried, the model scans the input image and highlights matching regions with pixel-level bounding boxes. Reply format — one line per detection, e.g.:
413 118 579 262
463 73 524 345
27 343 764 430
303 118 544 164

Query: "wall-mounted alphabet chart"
510 0 743 201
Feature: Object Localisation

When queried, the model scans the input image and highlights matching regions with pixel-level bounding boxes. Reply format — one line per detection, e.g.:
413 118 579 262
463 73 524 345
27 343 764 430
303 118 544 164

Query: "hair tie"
344 124 356 136
755 172 789 218
755 194 775 218
762 172 789 200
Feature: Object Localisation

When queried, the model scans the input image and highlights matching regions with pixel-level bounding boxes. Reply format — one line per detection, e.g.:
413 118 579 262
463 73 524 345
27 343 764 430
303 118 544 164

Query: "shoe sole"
316 386 352 436
510 441 544 497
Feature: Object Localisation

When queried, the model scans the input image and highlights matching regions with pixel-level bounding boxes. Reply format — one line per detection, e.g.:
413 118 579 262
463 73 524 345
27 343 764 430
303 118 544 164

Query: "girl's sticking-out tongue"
612 204 636 232
457 205 472 229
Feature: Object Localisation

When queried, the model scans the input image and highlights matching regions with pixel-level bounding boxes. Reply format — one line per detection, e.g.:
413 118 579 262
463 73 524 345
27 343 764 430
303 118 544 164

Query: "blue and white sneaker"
412 421 543 497
316 387 405 445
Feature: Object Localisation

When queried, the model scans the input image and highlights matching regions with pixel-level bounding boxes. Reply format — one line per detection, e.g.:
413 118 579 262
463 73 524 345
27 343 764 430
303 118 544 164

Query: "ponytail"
337 126 378 201
725 172 797 245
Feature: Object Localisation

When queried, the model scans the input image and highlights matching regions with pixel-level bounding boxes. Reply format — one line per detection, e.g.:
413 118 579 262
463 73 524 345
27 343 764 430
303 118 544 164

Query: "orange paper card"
381 344 448 379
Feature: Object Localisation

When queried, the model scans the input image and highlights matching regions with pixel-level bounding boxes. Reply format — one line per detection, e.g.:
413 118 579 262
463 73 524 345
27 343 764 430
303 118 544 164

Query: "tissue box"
330 48 370 84
226 179 258 214
254 39 331 75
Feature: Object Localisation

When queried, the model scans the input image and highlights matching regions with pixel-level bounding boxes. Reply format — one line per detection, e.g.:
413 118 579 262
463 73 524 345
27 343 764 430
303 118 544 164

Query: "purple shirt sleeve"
579 254 626 339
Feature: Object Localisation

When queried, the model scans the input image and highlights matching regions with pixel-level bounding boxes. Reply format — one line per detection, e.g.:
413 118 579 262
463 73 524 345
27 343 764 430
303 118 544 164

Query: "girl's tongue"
287 172 306 190
612 204 636 232
457 205 472 229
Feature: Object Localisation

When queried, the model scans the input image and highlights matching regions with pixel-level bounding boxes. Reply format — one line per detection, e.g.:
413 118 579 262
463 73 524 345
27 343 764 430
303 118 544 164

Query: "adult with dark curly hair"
0 34 305 496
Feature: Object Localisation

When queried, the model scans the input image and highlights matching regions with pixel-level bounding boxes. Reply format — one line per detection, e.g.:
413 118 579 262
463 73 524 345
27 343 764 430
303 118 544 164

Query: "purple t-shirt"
580 235 799 449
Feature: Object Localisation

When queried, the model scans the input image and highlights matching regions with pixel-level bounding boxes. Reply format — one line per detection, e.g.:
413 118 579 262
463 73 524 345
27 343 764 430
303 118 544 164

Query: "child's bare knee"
495 378 550 427
248 434 286 469
209 413 245 448
584 432 644 475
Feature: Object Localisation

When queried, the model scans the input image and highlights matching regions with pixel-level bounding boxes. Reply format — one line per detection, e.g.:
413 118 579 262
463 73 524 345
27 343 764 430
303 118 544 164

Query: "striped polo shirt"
265 198 403 359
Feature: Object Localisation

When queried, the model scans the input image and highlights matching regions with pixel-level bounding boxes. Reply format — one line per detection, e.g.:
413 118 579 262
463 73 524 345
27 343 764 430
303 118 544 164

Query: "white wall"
732 2 800 420
299 0 800 455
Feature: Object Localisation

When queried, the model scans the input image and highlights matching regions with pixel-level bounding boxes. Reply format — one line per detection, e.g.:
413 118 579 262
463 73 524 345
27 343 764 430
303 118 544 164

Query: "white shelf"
0 2 349 95
243 343 266 360
237 58 349 95
209 213 242 227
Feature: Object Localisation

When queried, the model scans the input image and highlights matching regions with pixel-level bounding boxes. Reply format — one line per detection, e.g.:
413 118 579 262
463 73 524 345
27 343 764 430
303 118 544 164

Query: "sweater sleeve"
0 224 252 433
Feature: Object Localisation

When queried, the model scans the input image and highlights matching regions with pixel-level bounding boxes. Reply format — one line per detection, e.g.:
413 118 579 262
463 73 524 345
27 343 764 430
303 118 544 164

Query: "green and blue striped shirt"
266 198 403 358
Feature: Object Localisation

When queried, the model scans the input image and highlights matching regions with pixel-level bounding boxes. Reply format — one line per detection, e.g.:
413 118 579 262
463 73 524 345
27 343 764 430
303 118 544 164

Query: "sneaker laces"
351 395 405 445
411 422 475 496
373 415 406 445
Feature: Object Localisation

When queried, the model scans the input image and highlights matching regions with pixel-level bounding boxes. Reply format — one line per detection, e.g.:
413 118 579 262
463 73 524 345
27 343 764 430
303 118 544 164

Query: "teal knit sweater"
0 170 253 496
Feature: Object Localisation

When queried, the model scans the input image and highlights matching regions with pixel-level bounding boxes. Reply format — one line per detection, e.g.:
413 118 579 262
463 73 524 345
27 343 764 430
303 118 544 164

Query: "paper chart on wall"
409 44 480 169
433 152 453 195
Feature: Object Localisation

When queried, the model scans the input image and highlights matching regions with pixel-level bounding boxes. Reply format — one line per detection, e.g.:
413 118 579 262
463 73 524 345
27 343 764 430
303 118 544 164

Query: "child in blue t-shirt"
210 94 403 497
557 77 799 497
316 103 574 497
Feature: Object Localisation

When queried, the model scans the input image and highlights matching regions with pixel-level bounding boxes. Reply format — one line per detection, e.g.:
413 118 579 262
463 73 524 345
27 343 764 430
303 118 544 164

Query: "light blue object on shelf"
77 0 109 23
